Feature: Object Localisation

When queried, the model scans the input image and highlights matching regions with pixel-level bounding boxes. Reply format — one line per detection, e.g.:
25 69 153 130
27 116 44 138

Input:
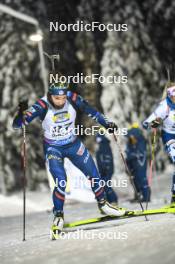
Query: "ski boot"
98 199 126 217
50 211 64 240
110 202 119 207
99 201 119 215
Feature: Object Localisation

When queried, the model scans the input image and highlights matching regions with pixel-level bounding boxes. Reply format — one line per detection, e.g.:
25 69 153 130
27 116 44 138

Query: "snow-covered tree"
0 0 48 192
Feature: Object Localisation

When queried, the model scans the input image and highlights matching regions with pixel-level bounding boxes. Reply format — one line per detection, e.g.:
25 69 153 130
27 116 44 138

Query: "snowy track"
1 201 175 264
1 170 175 264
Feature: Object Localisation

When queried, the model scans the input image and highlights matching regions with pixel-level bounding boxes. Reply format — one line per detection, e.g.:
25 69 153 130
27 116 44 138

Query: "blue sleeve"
125 147 137 162
67 92 110 128
96 150 114 175
142 121 149 130
12 99 48 129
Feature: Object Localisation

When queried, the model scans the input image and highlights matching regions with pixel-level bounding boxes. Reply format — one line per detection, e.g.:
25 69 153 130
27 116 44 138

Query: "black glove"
18 100 28 114
150 119 161 128
107 122 118 134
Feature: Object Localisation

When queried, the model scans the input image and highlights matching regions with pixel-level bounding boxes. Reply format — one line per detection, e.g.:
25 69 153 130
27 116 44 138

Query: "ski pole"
21 119 27 241
146 128 157 210
113 134 148 221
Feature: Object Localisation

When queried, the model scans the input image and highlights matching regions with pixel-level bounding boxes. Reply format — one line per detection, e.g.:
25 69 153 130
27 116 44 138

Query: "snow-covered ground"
0 166 175 264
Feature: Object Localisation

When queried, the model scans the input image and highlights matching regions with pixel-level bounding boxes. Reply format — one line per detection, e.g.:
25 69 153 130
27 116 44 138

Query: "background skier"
143 82 175 205
125 123 150 202
95 131 118 205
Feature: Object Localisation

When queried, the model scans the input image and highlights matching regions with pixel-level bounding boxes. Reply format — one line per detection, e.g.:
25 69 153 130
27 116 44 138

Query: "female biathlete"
13 82 126 237
143 82 175 206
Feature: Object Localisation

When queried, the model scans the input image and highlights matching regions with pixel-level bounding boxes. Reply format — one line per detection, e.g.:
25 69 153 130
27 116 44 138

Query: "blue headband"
48 84 68 95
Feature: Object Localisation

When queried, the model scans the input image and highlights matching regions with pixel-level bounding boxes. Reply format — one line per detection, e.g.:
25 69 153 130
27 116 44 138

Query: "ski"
64 206 175 228
161 203 175 209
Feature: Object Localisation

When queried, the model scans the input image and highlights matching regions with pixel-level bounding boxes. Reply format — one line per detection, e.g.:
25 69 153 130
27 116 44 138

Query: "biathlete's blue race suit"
125 127 150 202
95 133 118 204
13 92 115 214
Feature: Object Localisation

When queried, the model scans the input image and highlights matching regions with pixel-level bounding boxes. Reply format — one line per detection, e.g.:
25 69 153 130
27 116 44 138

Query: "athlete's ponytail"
162 82 175 100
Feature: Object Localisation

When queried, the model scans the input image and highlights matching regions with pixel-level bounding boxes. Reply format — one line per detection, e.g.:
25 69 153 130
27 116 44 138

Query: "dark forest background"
0 0 175 193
